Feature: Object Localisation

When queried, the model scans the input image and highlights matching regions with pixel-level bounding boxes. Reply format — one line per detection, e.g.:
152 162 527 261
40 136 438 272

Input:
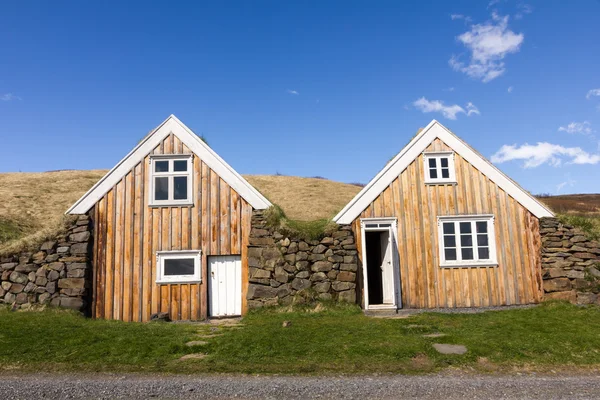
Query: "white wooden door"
208 255 242 317
380 230 394 304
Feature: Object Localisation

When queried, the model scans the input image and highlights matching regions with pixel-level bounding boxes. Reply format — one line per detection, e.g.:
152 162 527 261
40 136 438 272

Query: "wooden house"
333 120 554 311
67 115 271 321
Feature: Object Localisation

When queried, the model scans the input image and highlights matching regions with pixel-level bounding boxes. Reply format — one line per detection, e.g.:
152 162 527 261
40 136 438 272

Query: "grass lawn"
1 302 599 374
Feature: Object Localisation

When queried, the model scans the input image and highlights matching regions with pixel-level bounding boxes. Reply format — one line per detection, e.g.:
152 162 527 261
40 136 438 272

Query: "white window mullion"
471 221 478 262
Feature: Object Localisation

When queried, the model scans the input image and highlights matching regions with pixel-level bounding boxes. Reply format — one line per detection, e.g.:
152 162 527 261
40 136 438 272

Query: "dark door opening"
365 231 384 305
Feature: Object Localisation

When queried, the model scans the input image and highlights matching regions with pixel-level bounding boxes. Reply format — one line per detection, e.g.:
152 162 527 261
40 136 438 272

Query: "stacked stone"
246 210 359 308
0 215 92 311
540 217 600 305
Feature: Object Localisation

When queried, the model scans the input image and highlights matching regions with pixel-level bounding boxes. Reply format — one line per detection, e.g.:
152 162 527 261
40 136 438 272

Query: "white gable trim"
67 115 271 214
333 120 554 224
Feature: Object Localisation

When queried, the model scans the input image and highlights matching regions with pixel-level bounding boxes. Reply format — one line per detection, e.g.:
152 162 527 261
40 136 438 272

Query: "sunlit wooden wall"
90 133 252 322
352 138 543 309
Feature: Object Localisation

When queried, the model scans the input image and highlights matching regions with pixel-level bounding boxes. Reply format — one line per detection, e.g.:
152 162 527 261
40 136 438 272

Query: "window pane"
441 168 450 179
173 176 188 200
154 177 169 200
460 234 473 247
443 222 455 235
443 235 456 248
440 157 449 168
164 258 195 276
429 168 438 179
476 221 488 233
477 234 489 247
428 158 437 168
478 247 490 260
173 160 188 172
459 222 472 234
155 160 169 172
462 247 474 260
445 248 457 261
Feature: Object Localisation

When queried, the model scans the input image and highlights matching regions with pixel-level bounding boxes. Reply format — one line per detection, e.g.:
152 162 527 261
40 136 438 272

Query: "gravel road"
1 372 599 399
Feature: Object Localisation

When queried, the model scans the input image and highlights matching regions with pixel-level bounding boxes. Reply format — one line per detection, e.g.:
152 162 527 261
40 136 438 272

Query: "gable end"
333 120 554 224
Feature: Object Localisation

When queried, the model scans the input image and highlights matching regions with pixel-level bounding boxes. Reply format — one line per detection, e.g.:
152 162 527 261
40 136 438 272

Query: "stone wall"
247 210 359 308
540 217 600 305
0 215 93 312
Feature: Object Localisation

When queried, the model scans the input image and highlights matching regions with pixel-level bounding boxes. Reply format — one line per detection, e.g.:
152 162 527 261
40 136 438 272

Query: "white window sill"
156 280 202 285
149 202 194 208
424 181 458 185
440 262 498 268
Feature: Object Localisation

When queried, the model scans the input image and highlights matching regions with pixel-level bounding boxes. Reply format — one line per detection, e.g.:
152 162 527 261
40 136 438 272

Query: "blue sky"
1 0 599 195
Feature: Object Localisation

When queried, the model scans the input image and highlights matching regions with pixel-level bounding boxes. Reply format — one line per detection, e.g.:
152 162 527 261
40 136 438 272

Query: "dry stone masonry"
0 215 93 312
540 217 600 305
247 210 359 308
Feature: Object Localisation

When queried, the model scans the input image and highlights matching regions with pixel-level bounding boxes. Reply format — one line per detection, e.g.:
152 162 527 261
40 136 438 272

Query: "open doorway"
361 219 399 310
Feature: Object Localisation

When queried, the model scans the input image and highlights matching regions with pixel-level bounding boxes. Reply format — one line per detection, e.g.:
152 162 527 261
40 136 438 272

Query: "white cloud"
0 93 20 101
507 86 513 93
586 88 600 99
466 102 480 116
491 142 600 168
286 89 299 95
515 3 534 19
556 176 576 194
450 14 472 23
413 97 480 120
444 87 455 92
558 121 593 135
449 13 524 82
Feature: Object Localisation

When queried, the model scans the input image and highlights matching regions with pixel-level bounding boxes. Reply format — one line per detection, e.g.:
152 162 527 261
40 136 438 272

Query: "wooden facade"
351 138 543 309
90 134 253 322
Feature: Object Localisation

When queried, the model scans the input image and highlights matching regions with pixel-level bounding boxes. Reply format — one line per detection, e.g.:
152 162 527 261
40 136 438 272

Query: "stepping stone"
179 353 207 361
194 333 223 339
433 343 467 355
185 340 208 347
423 333 446 338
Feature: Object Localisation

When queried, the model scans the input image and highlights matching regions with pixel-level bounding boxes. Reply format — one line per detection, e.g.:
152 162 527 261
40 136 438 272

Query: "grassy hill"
0 170 362 253
0 170 598 253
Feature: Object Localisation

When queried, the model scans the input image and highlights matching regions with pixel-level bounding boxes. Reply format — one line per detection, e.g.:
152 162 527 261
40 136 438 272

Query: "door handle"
211 271 214 278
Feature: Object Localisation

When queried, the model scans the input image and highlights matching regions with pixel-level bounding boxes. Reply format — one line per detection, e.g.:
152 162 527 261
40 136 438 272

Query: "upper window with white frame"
149 155 193 206
437 215 497 267
423 152 456 184
156 250 202 283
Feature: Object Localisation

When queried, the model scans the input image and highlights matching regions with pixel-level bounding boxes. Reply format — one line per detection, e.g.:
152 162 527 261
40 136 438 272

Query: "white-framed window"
156 250 202 283
437 215 498 267
149 155 193 206
423 152 456 184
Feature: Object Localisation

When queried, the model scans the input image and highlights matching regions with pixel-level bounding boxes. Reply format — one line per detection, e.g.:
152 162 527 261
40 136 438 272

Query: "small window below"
149 155 193 206
156 250 201 283
437 215 497 267
423 152 456 184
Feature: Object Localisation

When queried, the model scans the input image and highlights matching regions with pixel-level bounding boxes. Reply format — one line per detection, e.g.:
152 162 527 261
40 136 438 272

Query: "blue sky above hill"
1 0 599 194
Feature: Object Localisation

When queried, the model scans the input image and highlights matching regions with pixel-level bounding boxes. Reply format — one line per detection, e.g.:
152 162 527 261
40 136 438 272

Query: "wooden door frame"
360 217 401 311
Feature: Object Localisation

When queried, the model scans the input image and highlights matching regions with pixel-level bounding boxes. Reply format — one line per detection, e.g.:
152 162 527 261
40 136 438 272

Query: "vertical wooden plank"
220 180 231 254
211 169 219 255
200 162 210 319
230 191 241 254
121 172 133 322
401 167 415 307
142 157 152 322
529 214 544 302
160 207 170 314
414 154 432 308
513 201 530 303
95 196 107 319
393 177 410 308
151 207 160 315
496 186 514 304
113 180 124 320
132 163 142 321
